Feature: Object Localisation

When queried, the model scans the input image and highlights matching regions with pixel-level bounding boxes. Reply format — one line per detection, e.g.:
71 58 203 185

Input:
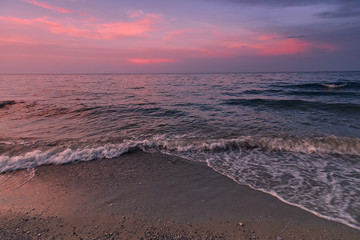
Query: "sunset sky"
0 0 359 73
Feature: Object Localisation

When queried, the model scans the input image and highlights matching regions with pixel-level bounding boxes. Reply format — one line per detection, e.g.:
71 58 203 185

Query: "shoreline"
1 150 359 239
209 166 360 232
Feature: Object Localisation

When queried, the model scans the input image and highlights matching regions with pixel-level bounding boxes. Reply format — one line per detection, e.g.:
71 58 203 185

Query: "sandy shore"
0 151 359 239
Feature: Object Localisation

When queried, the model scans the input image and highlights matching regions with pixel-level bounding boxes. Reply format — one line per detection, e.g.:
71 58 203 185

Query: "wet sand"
0 151 359 239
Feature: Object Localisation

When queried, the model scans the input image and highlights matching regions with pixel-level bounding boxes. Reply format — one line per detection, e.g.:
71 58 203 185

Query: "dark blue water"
0 72 359 229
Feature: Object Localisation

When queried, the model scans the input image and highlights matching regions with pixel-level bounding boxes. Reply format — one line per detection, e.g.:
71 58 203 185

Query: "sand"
0 151 359 239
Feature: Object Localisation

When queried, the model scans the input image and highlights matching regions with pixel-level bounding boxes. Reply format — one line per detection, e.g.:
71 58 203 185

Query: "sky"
0 0 359 73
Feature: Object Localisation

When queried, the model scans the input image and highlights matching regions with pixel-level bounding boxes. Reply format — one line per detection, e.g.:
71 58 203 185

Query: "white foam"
321 83 348 89
0 143 131 173
203 149 360 231
147 135 360 156
1 135 359 173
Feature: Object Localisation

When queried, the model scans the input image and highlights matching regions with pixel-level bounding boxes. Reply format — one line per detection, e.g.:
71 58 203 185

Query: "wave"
0 100 100 119
320 83 348 89
0 143 132 173
1 100 188 121
137 135 360 156
241 89 282 95
275 81 360 90
241 81 360 99
284 90 359 97
241 89 360 99
0 100 17 109
1 135 359 173
224 98 360 113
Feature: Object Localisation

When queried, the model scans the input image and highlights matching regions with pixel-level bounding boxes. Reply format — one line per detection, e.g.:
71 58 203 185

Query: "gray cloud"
316 6 360 19
205 0 359 7
283 35 306 39
267 35 306 40
232 0 360 20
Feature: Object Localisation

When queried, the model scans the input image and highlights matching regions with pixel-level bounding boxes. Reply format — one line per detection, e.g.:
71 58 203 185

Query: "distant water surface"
0 72 359 230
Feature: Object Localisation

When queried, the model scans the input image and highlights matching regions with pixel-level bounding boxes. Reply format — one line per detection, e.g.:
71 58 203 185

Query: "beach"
1 151 359 239
1 0 360 236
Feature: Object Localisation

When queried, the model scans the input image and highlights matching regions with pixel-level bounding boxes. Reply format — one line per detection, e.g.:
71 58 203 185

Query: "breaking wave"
1 135 359 173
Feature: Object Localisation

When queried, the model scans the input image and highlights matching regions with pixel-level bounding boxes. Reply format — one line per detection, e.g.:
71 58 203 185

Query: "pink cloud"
0 16 37 24
257 38 311 55
0 14 160 39
257 34 277 41
165 29 199 40
225 33 337 56
0 16 96 38
97 18 157 39
257 38 337 55
129 58 176 64
22 0 73 14
315 43 338 52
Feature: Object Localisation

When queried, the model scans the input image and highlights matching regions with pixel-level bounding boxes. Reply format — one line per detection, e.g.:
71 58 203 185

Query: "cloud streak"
225 34 337 56
129 58 177 64
22 0 74 14
316 6 360 19
0 13 161 39
206 0 358 7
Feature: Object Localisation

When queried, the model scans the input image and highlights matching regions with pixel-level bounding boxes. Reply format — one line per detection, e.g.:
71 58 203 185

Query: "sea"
0 72 359 230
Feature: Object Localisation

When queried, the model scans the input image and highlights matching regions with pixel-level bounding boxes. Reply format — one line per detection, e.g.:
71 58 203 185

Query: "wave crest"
149 135 360 156
1 135 359 173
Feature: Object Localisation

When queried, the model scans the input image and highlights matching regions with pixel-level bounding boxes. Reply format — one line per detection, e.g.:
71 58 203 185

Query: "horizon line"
1 70 360 75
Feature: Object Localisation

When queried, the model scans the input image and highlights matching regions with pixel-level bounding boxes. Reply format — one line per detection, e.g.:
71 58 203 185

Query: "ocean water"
0 72 359 230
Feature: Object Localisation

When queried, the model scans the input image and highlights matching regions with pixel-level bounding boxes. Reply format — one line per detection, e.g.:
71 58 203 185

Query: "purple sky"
0 0 359 73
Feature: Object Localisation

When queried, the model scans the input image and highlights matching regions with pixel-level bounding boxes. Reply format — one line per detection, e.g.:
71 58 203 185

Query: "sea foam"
1 135 359 173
